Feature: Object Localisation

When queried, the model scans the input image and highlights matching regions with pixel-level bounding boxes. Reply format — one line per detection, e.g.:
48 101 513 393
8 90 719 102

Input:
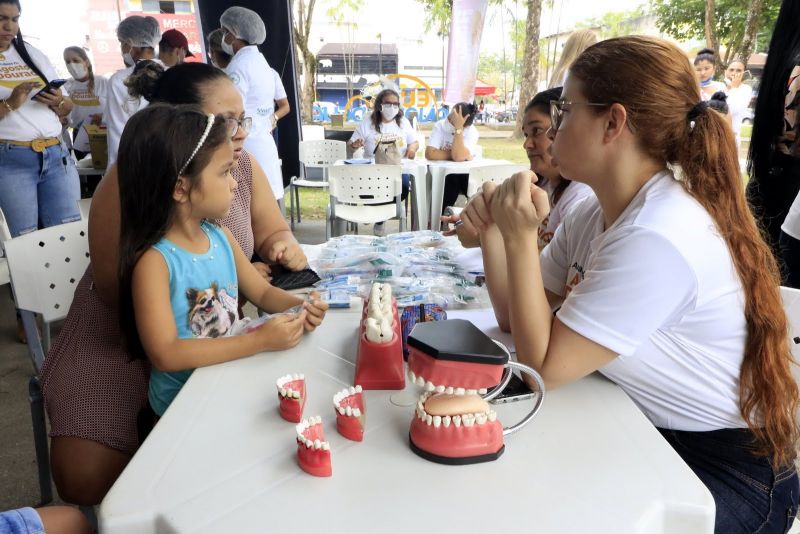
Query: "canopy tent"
474 79 497 97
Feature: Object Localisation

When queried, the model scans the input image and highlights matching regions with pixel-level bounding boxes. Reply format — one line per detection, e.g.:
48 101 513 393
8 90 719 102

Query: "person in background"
348 87 418 235
707 91 733 128
547 28 598 89
725 59 753 148
694 48 727 101
63 46 107 162
426 102 479 214
0 505 90 534
105 15 160 168
207 28 231 69
220 6 285 206
748 0 800 284
158 28 194 68
462 35 799 532
271 66 290 135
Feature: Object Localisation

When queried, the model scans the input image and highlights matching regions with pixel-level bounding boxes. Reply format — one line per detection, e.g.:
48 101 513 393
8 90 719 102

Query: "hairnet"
220 7 266 45
117 16 161 49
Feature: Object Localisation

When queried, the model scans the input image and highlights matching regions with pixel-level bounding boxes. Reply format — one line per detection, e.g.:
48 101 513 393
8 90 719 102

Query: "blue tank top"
148 221 239 416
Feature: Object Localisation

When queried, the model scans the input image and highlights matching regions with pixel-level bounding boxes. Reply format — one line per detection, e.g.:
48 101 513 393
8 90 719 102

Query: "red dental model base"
334 386 366 441
296 416 332 477
276 374 306 423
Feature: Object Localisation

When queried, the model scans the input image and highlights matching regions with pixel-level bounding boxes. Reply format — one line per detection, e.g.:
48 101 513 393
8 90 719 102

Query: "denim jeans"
659 428 799 533
0 142 81 238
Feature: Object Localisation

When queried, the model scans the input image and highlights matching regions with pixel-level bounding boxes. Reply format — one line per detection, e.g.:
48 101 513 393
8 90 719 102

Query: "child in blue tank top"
116 105 328 416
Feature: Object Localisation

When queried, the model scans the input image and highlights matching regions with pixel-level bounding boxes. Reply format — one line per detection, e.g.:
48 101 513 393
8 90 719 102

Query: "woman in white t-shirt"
63 46 107 161
0 0 80 239
724 59 753 146
461 36 799 533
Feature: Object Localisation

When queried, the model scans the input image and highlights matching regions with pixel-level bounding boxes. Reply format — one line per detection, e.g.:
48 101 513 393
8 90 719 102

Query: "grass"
292 135 526 220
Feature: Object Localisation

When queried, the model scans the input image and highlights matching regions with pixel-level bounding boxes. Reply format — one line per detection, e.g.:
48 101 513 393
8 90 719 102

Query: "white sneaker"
372 222 385 236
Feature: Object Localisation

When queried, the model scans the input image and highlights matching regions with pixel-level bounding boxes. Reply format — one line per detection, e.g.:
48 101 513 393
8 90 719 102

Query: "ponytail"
678 105 799 468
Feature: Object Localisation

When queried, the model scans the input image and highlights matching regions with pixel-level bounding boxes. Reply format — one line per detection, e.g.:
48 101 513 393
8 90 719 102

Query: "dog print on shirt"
186 282 238 338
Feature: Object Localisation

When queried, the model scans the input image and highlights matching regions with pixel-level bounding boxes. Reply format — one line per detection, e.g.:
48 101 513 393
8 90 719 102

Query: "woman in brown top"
41 62 307 505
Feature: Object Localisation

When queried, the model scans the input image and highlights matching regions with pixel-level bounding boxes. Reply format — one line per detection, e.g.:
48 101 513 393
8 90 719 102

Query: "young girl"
694 48 726 101
461 35 799 533
117 104 327 417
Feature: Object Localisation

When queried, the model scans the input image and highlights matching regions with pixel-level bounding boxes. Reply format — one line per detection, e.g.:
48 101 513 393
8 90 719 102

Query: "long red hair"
571 35 799 467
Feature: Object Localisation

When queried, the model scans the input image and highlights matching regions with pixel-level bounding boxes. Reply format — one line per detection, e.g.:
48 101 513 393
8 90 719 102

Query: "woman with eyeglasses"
462 35 799 532
40 62 307 506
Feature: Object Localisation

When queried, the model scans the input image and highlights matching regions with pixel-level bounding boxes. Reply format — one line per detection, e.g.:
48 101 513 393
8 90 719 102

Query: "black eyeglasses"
225 116 252 137
549 99 611 132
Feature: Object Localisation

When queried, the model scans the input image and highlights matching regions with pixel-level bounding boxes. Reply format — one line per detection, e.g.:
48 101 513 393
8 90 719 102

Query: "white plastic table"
99 312 715 534
427 158 513 230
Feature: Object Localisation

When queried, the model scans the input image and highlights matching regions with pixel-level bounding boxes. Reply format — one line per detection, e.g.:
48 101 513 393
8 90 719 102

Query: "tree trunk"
704 0 721 77
513 0 542 139
739 0 763 66
291 0 317 123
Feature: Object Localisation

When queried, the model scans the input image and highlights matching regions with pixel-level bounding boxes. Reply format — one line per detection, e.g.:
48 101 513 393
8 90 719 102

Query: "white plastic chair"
466 163 530 197
301 124 326 141
326 164 405 239
4 218 91 505
288 140 347 229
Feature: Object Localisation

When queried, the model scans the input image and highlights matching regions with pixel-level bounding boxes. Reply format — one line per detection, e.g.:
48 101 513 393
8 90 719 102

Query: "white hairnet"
117 16 161 48
220 7 266 46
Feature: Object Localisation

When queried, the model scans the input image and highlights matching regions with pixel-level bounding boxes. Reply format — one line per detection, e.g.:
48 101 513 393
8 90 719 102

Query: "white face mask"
380 104 399 121
66 62 87 80
221 33 235 56
122 51 135 67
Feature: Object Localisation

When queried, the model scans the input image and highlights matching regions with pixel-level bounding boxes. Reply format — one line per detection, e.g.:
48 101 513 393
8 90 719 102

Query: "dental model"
333 385 366 441
276 374 306 423
296 416 332 477
355 283 405 389
406 319 511 464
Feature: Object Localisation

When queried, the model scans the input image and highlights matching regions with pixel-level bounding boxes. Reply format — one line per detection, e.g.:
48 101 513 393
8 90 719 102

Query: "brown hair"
570 35 799 467
371 88 404 132
63 46 95 94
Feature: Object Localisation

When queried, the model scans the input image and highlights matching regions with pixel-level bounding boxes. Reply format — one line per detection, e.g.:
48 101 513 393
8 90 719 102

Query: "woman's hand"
254 312 306 351
90 113 103 126
405 146 416 159
458 181 499 237
349 138 365 150
302 291 328 332
252 261 272 282
490 171 549 242
268 240 307 271
449 106 468 129
440 213 480 248
5 81 38 110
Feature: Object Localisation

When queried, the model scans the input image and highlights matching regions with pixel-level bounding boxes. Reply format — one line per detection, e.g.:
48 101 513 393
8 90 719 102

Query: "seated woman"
461 35 799 533
443 88 592 250
41 62 308 506
426 102 479 213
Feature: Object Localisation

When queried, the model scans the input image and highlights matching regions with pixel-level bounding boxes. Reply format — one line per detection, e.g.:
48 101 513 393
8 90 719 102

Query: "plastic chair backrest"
328 164 403 205
4 219 90 323
467 164 530 197
299 140 347 168
302 124 326 141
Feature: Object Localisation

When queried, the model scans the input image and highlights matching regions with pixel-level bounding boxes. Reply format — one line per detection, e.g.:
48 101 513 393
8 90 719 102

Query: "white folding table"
99 312 715 534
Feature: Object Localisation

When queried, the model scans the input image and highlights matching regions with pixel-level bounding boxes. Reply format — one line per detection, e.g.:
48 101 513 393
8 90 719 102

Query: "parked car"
493 107 518 123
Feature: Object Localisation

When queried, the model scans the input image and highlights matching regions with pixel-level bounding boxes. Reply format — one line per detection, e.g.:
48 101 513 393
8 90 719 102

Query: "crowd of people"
1 0 800 532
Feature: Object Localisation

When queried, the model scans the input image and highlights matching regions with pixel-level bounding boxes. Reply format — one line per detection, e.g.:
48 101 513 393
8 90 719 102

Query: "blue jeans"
659 428 799 533
0 507 44 533
0 142 81 238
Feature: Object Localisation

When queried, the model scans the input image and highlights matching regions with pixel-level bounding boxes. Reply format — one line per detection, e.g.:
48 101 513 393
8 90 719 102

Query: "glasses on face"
225 116 252 137
549 99 611 133
382 102 400 108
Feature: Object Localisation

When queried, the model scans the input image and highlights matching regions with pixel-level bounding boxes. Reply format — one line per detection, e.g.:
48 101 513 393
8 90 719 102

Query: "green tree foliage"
579 6 647 39
650 0 780 63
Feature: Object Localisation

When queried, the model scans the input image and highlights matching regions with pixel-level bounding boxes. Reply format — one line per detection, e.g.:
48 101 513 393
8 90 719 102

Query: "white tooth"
433 415 441 428
314 439 321 449
478 388 487 395
292 391 300 399
476 414 487 425
435 384 445 393
280 388 287 397
305 439 313 448
296 423 303 433
299 374 305 380
353 408 361 417
488 411 497 422
453 415 462 427
426 414 433 425
463 416 474 428
349 386 356 394
466 389 477 395
355 385 362 393
322 442 330 451
415 376 425 387
338 407 345 415
445 386 454 394
417 401 424 411
408 370 416 383
443 415 451 427
425 381 435 392
455 387 465 396
346 406 353 416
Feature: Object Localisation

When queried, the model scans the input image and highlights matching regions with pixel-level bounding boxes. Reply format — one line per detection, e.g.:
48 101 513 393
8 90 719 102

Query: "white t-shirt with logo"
540 170 748 431
226 46 284 199
0 43 64 142
105 65 148 169
65 76 108 152
537 179 593 249
428 118 479 157
350 112 416 157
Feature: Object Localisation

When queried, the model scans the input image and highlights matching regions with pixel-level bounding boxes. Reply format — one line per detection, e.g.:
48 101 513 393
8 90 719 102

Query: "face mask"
380 104 399 121
66 62 87 80
221 35 235 56
123 51 135 67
